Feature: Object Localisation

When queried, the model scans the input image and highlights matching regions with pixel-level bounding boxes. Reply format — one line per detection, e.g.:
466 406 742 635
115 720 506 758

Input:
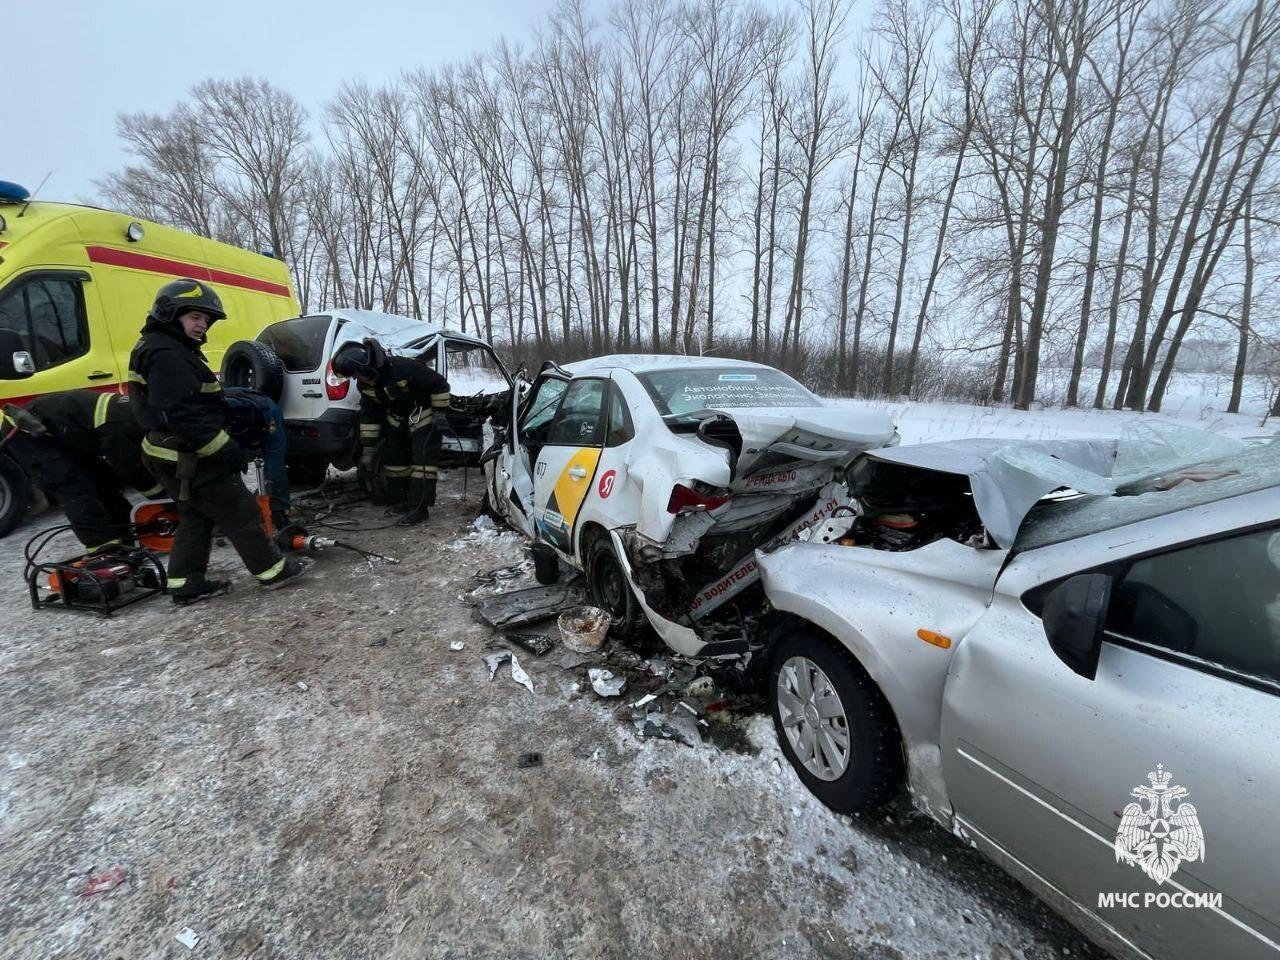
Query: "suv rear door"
257 315 335 421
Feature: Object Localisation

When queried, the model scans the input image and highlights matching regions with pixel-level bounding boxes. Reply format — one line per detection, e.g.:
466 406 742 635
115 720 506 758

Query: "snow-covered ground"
832 394 1275 447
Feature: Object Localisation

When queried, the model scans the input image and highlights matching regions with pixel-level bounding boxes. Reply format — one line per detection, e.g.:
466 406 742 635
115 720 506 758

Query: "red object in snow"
80 866 127 897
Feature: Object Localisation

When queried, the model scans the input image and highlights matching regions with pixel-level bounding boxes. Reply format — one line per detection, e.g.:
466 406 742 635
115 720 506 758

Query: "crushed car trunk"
620 405 897 640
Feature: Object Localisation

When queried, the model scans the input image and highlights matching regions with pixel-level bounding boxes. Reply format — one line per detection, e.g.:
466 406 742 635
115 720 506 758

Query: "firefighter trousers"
145 458 284 588
380 418 441 508
8 435 132 550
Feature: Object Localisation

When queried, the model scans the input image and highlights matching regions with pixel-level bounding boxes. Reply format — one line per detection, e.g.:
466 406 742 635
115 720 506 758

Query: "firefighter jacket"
127 319 240 472
3 390 159 495
357 357 451 444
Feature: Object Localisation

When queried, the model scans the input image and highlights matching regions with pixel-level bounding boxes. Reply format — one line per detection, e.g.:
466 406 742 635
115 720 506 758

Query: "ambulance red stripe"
85 245 291 298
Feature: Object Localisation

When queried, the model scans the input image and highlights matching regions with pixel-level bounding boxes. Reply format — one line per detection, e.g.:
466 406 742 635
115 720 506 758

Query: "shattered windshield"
1016 439 1280 552
638 367 821 416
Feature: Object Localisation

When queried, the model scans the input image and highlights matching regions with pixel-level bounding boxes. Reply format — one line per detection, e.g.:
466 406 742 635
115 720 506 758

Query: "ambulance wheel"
588 537 648 639
223 341 285 401
0 454 30 538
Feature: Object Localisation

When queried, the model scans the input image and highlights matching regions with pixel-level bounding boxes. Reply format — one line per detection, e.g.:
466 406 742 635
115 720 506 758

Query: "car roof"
326 308 488 349
563 354 778 376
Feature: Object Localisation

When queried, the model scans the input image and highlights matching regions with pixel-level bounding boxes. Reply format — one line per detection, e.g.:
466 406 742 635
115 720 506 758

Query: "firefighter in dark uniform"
128 278 307 605
1 390 164 550
331 340 451 524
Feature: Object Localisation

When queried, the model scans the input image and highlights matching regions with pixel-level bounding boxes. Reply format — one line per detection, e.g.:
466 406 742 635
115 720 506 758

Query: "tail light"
326 361 350 401
667 482 732 515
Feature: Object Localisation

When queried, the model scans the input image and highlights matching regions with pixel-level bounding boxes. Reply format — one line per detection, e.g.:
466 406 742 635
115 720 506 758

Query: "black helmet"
331 339 387 379
149 278 227 327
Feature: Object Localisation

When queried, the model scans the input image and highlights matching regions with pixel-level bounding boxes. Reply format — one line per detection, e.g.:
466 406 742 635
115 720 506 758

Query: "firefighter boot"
171 578 232 607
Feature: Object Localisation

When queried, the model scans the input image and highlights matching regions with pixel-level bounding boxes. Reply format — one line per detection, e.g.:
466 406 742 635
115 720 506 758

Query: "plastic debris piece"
588 668 626 697
483 651 512 680
175 927 199 950
79 866 126 898
635 708 699 746
507 632 555 656
517 752 543 768
631 693 657 708
686 676 716 697
449 641 465 652
510 653 534 693
295 681 309 692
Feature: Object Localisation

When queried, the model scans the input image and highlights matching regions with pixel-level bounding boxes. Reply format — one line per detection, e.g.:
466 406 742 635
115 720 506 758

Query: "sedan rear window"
637 367 820 416
258 316 331 373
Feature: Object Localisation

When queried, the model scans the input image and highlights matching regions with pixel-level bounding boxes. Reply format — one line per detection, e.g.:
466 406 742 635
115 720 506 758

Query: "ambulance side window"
0 274 90 371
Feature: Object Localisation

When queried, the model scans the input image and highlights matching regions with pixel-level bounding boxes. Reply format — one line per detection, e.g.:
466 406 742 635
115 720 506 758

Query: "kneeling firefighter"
1 390 163 550
331 340 451 525
128 278 307 605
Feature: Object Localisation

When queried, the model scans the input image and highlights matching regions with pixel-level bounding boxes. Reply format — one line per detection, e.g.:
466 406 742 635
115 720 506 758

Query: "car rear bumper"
284 407 358 461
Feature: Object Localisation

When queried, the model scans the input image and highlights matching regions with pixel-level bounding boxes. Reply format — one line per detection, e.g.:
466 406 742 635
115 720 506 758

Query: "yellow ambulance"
0 181 301 534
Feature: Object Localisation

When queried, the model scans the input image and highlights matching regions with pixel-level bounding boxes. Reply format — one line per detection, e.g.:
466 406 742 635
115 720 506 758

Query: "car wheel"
222 341 285 401
286 457 329 489
768 626 903 814
0 454 30 538
588 536 648 639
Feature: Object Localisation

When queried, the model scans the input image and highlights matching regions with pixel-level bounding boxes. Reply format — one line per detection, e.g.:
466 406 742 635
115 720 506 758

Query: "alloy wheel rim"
776 656 851 782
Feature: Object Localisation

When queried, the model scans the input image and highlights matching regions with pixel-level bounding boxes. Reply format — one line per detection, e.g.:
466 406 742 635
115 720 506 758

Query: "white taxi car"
481 355 897 655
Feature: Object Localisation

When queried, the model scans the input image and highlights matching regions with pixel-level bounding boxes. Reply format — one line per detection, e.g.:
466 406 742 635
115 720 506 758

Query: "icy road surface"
0 477 1108 960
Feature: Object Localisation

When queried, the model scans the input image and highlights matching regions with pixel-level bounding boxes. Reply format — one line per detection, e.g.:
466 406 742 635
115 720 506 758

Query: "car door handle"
302 390 323 398
87 371 114 381
568 466 587 480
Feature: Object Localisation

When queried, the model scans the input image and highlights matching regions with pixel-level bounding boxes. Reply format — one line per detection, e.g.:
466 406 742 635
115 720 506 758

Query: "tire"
222 341 285 401
587 536 649 639
768 626 903 814
0 453 31 538
286 457 329 489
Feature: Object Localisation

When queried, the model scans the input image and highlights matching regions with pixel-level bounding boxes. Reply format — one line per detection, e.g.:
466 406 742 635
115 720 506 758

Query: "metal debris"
509 653 534 694
449 641 465 652
470 577 587 628
175 927 200 950
295 681 309 692
483 651 512 680
588 668 626 698
517 752 543 769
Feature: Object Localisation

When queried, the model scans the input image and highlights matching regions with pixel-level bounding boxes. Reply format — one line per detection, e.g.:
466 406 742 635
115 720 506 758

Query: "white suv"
222 309 512 485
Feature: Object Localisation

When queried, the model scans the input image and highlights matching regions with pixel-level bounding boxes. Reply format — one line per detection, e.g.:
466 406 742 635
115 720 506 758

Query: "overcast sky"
4 0 561 204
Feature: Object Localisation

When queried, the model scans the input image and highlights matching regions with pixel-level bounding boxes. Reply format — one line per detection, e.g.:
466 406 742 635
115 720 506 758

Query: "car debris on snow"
449 640 466 651
516 752 543 769
175 927 200 950
506 632 555 656
78 866 126 898
470 578 587 629
509 653 534 694
587 668 625 698
482 651 511 680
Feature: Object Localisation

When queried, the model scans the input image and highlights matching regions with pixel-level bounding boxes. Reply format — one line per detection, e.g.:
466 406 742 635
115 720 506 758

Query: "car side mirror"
1041 573 1112 680
0 330 34 379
